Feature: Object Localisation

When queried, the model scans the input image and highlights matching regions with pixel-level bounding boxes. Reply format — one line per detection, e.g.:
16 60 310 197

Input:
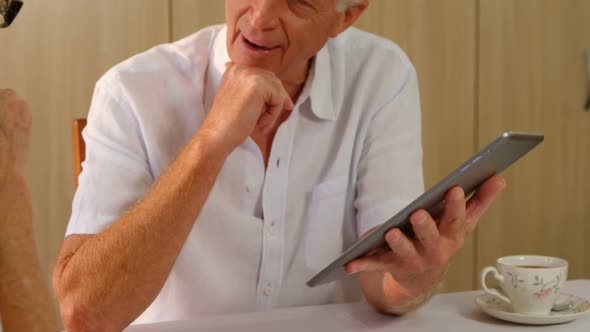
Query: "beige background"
476 0 590 281
0 0 588 325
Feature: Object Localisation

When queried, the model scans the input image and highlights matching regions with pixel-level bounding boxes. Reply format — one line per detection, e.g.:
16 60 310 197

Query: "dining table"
126 279 590 331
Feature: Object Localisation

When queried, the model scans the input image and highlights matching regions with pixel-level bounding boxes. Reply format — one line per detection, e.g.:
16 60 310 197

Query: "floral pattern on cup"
507 272 564 299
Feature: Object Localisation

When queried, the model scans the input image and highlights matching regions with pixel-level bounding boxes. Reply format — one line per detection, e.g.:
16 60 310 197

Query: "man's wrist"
379 281 438 315
194 125 236 158
0 173 33 241
378 264 450 315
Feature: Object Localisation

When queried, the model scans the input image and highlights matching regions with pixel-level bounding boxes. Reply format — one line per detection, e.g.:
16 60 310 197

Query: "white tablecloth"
126 280 590 331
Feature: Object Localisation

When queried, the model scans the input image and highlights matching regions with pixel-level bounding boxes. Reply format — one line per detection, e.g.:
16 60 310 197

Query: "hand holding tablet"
307 131 544 287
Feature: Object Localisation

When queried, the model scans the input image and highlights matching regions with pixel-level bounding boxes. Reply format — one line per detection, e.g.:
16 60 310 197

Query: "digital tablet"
306 131 544 287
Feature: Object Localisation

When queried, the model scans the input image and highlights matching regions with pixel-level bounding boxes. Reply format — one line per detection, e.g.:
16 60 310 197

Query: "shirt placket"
255 113 296 311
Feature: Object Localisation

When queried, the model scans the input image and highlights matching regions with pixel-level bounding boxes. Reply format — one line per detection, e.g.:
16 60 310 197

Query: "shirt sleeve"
66 80 154 236
354 69 425 238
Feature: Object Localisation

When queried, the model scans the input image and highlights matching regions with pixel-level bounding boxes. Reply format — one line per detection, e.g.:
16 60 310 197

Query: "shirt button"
246 184 257 193
263 287 273 296
268 226 277 237
276 157 281 168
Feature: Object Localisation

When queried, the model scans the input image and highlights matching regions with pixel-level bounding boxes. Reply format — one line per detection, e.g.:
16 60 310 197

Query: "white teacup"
480 255 568 315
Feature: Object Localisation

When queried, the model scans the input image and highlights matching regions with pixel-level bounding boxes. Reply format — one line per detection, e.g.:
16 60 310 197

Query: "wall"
476 0 590 281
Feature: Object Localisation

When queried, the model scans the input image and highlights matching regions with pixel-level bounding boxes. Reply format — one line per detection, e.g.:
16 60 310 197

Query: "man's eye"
289 0 317 15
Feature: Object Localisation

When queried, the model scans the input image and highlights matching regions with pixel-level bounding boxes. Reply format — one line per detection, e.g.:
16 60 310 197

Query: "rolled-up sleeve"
354 69 425 238
66 80 154 236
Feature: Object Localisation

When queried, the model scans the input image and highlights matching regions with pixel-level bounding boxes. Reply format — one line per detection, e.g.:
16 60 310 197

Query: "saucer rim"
474 292 590 325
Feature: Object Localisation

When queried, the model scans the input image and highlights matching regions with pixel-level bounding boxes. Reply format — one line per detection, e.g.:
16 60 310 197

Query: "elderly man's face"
225 0 348 82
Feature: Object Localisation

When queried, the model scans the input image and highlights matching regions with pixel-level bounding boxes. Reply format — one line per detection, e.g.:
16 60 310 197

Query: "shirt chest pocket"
304 175 349 271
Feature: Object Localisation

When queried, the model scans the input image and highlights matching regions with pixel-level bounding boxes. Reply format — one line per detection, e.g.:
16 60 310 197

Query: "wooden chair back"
71 118 87 187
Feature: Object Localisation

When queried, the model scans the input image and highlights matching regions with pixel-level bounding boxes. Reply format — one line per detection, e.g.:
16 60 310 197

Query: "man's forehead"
225 0 339 9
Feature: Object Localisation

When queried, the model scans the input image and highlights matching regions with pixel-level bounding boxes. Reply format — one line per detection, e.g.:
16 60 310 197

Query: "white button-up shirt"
66 24 424 325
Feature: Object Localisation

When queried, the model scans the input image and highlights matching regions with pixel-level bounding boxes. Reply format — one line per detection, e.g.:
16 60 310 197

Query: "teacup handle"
481 266 512 304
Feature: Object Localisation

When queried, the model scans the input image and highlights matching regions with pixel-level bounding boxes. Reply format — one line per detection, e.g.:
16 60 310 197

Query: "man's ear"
329 0 369 38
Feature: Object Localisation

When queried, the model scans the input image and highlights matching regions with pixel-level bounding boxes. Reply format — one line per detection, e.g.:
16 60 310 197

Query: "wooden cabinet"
477 0 590 280
172 0 225 40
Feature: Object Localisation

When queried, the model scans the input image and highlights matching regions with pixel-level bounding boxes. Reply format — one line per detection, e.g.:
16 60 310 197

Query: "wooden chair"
71 118 87 187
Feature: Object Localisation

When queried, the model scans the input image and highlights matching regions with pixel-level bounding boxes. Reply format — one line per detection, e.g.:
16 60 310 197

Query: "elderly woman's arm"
0 89 60 332
0 175 61 332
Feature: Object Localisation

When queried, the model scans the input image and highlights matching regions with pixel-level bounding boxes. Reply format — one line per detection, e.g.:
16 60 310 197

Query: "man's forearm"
54 132 231 331
0 175 60 332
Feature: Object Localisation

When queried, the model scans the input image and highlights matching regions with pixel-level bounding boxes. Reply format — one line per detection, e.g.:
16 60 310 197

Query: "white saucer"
475 293 590 325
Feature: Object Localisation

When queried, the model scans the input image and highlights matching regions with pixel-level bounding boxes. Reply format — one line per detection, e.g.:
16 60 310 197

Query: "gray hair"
336 0 363 12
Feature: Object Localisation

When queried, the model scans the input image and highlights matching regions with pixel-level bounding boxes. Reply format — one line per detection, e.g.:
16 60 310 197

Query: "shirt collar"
207 25 336 121
308 44 336 121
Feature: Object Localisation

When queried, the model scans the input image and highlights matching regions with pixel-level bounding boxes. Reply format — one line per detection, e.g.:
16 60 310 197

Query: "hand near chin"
200 62 294 151
0 89 32 188
345 176 506 311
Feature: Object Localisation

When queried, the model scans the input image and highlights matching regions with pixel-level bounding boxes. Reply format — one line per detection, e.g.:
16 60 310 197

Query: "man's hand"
199 63 294 151
0 89 32 186
345 175 506 314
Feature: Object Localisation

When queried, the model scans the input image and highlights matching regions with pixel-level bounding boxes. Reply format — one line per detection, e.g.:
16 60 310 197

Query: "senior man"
54 0 505 331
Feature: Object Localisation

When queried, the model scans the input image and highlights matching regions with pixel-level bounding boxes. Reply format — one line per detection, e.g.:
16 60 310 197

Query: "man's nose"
249 0 281 31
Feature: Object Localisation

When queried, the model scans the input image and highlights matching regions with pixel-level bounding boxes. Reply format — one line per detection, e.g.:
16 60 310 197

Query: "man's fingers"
409 210 440 252
258 81 292 133
345 228 419 274
283 94 294 111
465 176 506 231
0 88 16 98
257 104 281 129
385 228 418 262
345 251 394 274
264 75 292 108
438 186 467 237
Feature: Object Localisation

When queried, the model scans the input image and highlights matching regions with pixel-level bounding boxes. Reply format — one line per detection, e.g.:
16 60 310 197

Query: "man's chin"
231 57 277 72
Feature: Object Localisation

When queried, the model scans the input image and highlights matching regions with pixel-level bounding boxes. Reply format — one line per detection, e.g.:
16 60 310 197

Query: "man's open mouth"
243 36 277 51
